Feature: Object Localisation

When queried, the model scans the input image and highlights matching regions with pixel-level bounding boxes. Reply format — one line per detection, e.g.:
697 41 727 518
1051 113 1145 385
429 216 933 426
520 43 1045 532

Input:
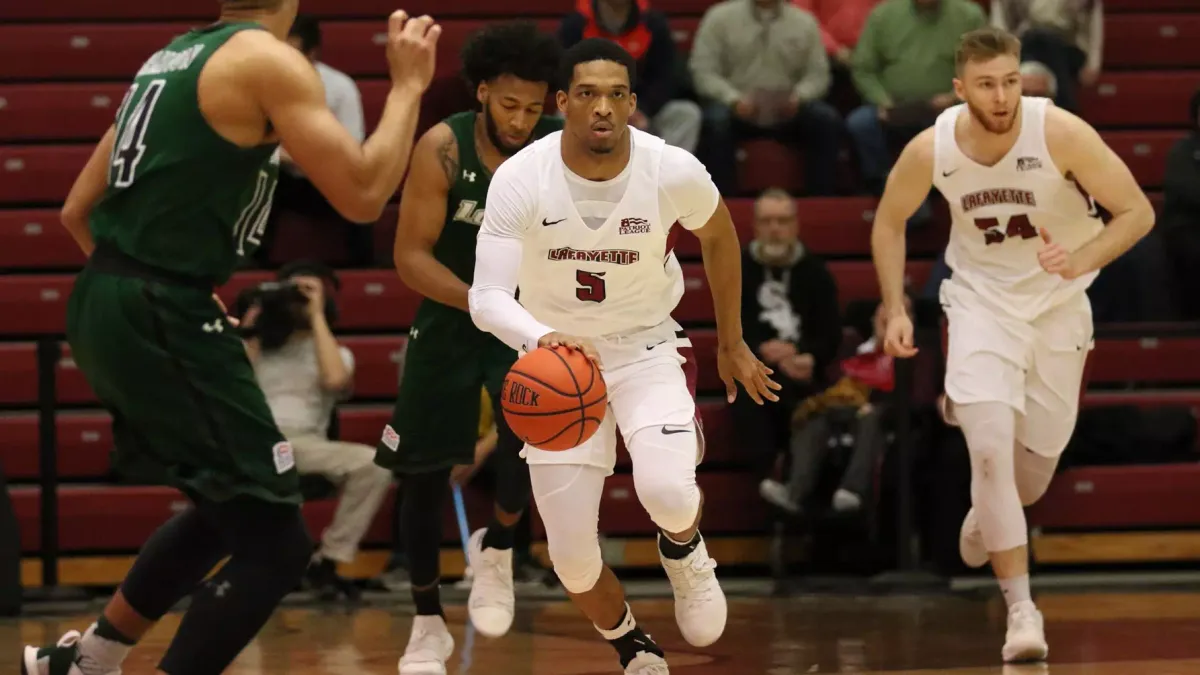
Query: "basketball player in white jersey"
468 38 779 674
872 27 1154 663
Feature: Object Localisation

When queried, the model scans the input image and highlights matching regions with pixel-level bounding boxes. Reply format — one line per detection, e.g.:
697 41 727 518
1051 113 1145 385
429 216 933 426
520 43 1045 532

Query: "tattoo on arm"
437 133 459 185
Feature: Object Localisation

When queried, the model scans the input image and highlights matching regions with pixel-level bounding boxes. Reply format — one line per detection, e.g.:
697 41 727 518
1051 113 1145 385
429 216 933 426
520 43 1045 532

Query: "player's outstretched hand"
1037 228 1080 279
883 313 918 358
538 332 603 370
718 340 781 405
385 11 442 93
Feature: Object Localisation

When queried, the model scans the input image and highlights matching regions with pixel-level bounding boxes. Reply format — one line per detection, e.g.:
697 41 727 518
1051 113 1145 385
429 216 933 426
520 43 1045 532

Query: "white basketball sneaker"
959 508 990 568
658 533 727 647
626 651 670 674
466 528 515 638
1002 601 1049 663
398 615 454 675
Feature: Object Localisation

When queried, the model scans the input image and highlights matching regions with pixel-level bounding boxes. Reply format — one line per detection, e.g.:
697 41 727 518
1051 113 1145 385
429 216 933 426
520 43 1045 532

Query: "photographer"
237 262 392 600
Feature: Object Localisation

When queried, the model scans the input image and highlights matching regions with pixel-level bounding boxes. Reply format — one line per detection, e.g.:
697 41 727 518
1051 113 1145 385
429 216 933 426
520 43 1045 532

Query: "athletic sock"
999 574 1032 607
482 518 517 551
596 604 664 668
411 583 444 617
658 530 700 561
76 620 134 675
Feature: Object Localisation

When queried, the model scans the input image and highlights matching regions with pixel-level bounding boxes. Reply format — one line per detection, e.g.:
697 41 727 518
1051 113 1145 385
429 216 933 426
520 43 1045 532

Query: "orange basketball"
500 345 607 451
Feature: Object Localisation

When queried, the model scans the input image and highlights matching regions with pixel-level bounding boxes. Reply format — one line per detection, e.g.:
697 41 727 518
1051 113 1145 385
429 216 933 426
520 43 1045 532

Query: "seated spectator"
1156 89 1200 319
559 0 702 154
848 0 985 196
761 299 905 515
735 188 842 487
792 0 880 82
991 0 1103 113
1019 60 1059 99
239 262 392 601
260 15 373 267
690 0 844 196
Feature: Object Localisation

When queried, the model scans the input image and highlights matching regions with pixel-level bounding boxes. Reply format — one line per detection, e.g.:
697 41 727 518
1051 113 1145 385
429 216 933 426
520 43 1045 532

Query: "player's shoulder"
216 29 319 88
1041 101 1103 160
413 121 458 170
901 125 938 165
658 143 711 184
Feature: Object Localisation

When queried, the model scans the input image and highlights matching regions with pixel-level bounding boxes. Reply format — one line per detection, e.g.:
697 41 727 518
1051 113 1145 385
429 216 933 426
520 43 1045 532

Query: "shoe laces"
672 554 718 601
402 628 446 662
472 551 515 609
1008 602 1040 628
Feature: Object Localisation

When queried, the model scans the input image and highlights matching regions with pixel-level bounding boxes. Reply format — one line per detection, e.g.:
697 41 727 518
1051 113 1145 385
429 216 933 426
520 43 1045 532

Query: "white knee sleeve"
530 464 606 594
955 401 1028 552
1015 444 1060 506
627 425 702 534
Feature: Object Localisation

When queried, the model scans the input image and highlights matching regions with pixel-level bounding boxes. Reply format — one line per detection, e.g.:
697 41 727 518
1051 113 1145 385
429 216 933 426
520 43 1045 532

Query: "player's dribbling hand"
718 340 781 405
882 313 918 358
1037 228 1081 279
538 332 603 369
386 10 442 93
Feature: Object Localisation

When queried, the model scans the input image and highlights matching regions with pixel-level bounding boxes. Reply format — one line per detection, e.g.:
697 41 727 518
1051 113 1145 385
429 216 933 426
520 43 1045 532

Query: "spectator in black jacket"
559 0 702 153
1161 88 1200 320
735 188 842 483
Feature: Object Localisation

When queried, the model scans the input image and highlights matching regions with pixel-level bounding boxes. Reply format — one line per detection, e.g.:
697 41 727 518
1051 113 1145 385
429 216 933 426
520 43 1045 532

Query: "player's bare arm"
871 127 935 358
393 123 472 311
60 126 117 256
241 12 440 223
1040 106 1156 279
692 199 780 404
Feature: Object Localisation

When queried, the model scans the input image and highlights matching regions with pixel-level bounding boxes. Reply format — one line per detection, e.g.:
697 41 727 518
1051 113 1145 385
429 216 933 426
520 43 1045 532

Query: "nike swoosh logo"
942 169 958 177
542 217 565 226
661 425 691 435
646 340 667 350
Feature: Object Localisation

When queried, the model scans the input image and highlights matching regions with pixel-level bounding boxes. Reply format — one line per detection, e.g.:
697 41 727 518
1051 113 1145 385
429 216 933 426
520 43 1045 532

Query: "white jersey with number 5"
933 96 1104 321
477 127 718 342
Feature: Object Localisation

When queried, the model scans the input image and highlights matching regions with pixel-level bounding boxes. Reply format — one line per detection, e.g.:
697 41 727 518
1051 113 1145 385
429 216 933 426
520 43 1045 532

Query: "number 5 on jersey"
110 79 167 188
576 270 606 303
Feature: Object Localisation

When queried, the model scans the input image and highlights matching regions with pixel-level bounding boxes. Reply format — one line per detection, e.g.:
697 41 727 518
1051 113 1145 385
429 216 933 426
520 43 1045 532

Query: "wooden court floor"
2 589 1200 674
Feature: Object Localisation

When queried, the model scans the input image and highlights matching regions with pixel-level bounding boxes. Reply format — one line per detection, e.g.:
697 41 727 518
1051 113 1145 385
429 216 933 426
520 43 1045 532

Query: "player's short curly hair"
460 21 562 91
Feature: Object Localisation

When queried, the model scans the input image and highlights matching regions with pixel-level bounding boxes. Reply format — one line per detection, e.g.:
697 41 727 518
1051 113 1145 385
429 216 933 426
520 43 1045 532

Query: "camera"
236 280 311 351
232 260 342 352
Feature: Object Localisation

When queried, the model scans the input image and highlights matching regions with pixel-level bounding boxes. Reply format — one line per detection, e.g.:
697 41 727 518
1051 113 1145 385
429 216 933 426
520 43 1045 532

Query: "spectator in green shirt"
847 0 986 195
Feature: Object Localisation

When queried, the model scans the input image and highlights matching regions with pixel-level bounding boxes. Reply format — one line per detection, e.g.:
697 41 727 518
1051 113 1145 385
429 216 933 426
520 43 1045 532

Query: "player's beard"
967 97 1020 135
484 108 528 157
586 126 624 155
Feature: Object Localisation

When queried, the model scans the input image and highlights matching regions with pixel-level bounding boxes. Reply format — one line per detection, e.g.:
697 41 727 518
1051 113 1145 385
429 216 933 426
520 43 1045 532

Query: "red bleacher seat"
1087 336 1200 384
0 275 75 335
217 271 421 331
9 482 499 553
0 0 569 22
1107 0 1200 10
693 197 950 259
0 84 125 142
1080 72 1200 128
1028 464 1200 530
57 347 99 405
0 343 37 405
1105 15 1200 69
341 336 407 399
0 146 91 206
0 24 195 81
266 211 353 268
320 20 559 80
1105 131 1184 189
0 412 112 481
0 210 86 270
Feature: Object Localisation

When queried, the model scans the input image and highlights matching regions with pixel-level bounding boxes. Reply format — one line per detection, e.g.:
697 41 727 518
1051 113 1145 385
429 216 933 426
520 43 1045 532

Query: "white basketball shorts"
521 318 703 473
940 278 1093 457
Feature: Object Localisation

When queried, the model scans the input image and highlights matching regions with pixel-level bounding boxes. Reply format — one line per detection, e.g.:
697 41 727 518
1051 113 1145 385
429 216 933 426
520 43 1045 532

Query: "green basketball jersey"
89 22 280 285
409 111 563 338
